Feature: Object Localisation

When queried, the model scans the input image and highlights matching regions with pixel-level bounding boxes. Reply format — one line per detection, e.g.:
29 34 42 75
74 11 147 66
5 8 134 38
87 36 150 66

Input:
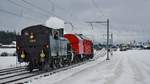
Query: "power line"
0 8 41 22
7 0 49 18
0 8 21 17
22 0 54 16
7 0 69 22
47 0 70 13
47 0 73 21
3 0 75 29
91 0 107 18
21 0 67 21
47 0 55 13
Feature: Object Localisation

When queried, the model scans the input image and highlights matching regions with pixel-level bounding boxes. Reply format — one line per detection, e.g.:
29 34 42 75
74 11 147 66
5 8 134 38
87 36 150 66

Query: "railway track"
0 66 26 73
0 50 107 84
0 61 89 84
0 66 26 76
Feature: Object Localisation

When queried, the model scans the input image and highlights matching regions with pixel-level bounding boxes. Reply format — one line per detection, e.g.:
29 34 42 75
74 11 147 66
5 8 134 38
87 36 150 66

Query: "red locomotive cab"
64 34 84 56
83 40 93 56
77 34 93 58
64 34 94 60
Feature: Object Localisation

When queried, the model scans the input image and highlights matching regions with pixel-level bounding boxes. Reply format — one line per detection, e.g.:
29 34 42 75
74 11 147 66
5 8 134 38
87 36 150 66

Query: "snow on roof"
45 17 64 29
76 34 91 40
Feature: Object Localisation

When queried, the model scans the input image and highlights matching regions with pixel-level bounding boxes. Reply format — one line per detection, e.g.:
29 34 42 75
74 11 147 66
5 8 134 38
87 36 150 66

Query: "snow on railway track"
0 49 107 84
26 49 107 84
0 66 26 76
0 61 90 84
0 66 26 72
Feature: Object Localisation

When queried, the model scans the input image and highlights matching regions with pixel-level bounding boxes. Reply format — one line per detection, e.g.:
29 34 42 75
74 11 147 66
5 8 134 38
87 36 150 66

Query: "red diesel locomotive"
64 34 94 61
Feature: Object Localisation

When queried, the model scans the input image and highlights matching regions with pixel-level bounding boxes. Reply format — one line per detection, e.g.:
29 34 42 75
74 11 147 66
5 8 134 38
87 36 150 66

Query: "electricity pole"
106 19 110 60
111 33 113 45
86 18 110 60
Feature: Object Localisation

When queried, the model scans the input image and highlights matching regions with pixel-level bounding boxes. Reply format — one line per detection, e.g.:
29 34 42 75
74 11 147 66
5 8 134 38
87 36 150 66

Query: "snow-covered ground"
0 56 17 69
0 48 26 69
0 48 16 55
0 56 27 69
0 48 27 69
0 49 150 84
30 50 150 84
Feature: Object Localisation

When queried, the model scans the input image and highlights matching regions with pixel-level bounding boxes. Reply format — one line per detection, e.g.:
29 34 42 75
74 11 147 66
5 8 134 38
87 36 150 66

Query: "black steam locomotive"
16 25 72 72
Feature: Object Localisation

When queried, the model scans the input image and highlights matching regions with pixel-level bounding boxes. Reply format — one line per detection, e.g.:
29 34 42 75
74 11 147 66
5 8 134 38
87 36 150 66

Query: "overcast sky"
0 0 150 43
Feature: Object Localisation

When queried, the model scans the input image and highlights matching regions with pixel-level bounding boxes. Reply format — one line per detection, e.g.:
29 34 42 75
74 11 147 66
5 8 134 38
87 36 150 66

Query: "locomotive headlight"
40 50 45 58
21 51 25 59
30 35 34 39
30 32 34 39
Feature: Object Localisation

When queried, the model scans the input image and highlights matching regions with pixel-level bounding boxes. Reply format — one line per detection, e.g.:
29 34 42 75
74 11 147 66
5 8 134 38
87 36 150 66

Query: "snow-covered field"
30 50 150 84
0 56 17 69
0 48 16 53
0 48 26 69
0 56 27 69
0 48 16 55
0 49 150 84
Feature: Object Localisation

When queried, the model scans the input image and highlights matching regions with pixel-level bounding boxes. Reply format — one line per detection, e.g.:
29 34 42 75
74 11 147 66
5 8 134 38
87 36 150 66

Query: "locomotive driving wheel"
39 61 50 71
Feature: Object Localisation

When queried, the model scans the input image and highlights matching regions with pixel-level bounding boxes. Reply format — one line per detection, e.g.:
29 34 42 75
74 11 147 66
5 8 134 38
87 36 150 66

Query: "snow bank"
30 50 150 84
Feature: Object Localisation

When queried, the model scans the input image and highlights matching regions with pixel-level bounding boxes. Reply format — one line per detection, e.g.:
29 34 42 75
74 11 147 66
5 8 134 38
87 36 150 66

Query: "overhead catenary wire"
47 0 74 22
22 0 53 16
47 0 72 16
7 0 49 18
7 0 69 22
0 8 21 17
0 9 41 22
48 0 66 10
91 0 107 19
47 0 55 13
21 0 78 29
2 0 85 31
0 8 41 22
46 0 76 30
22 0 68 21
